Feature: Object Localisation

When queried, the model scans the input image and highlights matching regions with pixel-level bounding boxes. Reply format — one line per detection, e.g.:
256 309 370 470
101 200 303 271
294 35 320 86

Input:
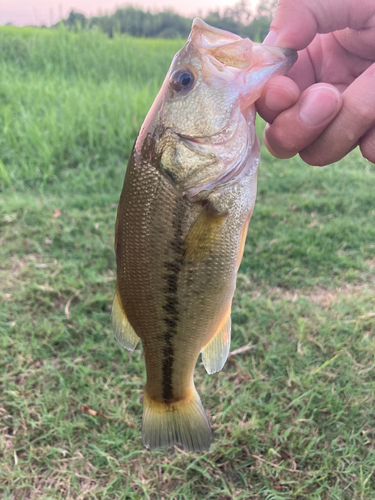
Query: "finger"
283 48 316 92
263 31 373 95
256 76 300 123
263 84 342 159
335 23 375 60
360 125 375 164
301 63 375 165
263 0 375 50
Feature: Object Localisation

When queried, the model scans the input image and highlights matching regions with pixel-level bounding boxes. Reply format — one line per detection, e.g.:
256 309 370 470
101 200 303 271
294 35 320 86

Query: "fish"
112 18 297 452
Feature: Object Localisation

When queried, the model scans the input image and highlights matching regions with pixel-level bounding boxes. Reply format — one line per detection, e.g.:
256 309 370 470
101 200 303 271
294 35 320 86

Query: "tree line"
56 0 276 40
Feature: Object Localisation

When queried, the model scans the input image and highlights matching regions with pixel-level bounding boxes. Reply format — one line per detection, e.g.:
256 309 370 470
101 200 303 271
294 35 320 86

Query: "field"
0 26 374 499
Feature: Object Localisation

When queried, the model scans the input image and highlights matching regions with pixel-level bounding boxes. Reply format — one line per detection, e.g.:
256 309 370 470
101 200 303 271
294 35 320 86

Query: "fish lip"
262 46 298 69
190 18 242 45
261 45 297 59
189 18 298 72
280 48 298 59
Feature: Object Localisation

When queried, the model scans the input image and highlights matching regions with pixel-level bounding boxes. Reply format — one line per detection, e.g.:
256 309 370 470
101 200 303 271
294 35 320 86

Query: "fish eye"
170 69 195 92
178 72 192 86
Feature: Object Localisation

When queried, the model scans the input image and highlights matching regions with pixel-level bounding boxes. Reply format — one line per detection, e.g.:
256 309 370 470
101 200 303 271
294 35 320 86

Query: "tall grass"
0 26 182 189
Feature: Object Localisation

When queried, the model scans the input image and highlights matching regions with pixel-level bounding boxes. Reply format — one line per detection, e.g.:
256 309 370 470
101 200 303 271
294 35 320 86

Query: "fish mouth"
190 18 244 50
190 18 297 66
164 20 298 197
190 18 297 107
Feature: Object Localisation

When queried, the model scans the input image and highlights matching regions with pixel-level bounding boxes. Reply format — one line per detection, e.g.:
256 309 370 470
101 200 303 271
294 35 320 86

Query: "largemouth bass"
112 19 296 452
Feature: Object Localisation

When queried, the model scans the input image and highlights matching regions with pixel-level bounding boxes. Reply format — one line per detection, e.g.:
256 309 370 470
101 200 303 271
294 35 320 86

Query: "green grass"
0 25 182 189
1 26 375 499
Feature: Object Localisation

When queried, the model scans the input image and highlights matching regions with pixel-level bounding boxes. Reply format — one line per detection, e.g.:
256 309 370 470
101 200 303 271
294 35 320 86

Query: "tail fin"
142 387 211 452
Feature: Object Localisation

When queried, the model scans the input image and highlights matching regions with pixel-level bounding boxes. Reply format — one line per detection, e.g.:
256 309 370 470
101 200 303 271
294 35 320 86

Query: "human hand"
256 0 375 165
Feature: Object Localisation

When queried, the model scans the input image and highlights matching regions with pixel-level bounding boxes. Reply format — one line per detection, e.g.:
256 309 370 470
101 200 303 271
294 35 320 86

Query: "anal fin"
112 287 139 351
202 306 231 374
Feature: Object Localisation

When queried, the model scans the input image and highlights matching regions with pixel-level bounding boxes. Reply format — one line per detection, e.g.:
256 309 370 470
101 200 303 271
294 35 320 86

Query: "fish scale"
112 18 297 451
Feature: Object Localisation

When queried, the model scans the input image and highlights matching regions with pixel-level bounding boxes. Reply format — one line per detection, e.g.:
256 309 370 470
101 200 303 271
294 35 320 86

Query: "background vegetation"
56 0 274 40
1 24 374 499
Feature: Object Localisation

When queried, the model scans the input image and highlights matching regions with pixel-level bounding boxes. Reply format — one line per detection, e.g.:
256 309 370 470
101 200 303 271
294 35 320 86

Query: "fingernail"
263 30 277 46
299 86 340 126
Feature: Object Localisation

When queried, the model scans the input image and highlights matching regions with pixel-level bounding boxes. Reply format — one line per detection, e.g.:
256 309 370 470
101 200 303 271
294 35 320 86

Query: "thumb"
264 0 374 50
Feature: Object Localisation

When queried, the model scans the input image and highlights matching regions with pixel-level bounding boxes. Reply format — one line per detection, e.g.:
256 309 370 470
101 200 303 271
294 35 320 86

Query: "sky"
0 0 258 27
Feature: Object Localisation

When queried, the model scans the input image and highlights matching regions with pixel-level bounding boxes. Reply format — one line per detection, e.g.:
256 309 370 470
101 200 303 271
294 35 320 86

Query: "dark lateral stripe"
161 203 186 402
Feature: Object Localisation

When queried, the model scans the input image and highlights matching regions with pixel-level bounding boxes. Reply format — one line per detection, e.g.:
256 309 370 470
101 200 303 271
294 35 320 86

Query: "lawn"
0 26 374 500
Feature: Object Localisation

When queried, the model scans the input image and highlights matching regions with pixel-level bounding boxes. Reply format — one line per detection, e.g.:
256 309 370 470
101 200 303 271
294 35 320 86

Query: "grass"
1 26 374 499
0 25 182 189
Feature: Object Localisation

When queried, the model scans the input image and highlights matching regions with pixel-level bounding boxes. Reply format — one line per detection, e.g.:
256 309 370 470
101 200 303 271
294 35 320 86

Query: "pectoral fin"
112 287 139 351
184 204 227 262
202 306 231 374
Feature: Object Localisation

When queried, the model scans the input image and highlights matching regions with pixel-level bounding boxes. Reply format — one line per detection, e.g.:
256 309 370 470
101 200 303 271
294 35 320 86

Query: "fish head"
150 19 297 195
161 19 296 137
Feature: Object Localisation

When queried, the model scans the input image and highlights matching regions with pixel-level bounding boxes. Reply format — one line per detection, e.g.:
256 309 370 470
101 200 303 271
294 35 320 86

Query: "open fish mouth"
191 18 297 69
169 19 297 158
190 18 297 110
